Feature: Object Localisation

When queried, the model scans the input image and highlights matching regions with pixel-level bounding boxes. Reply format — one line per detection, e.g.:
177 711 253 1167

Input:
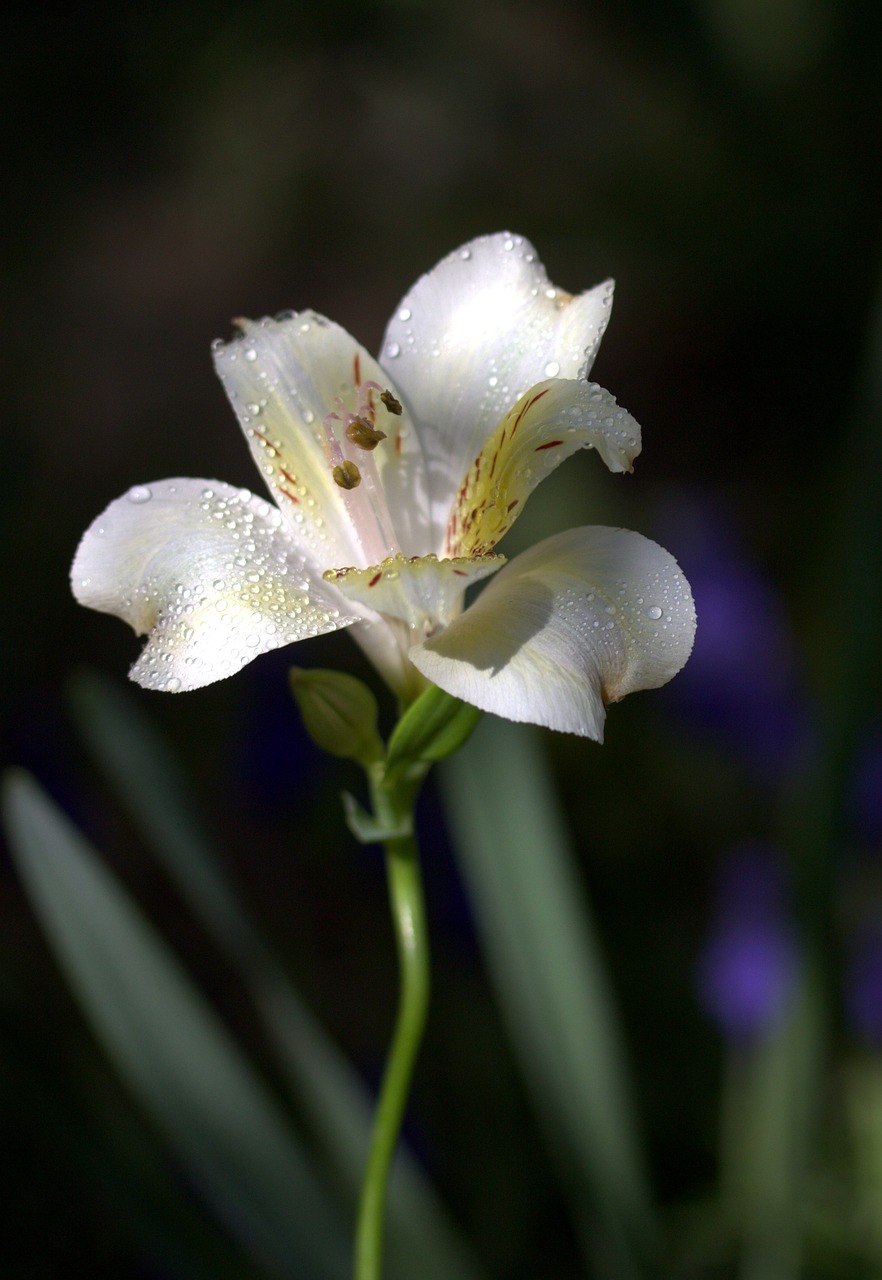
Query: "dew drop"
460 248 472 260
244 348 258 362
544 361 560 377
127 485 152 504
165 677 182 692
398 307 411 321
386 342 401 359
645 606 663 620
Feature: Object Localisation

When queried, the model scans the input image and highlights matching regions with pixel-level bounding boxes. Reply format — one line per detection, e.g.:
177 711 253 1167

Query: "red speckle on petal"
368 572 382 587
534 440 563 451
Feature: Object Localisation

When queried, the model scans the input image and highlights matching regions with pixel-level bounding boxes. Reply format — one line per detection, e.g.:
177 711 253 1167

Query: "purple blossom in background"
660 498 811 781
697 844 798 1043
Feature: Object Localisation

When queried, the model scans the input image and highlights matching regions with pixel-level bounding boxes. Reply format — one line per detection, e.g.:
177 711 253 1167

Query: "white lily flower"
72 232 695 738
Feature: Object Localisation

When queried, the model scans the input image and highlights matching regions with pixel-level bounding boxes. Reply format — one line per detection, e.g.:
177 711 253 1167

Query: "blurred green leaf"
720 976 821 1280
441 717 657 1278
0 988 258 1280
67 669 486 1280
3 770 347 1280
845 1054 882 1267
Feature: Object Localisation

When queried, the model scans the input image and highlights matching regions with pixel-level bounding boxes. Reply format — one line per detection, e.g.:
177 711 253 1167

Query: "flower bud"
289 668 384 766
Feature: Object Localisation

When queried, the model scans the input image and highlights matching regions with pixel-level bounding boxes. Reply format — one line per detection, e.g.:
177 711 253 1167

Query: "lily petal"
409 526 696 739
326 552 504 633
380 232 614 548
213 314 429 564
445 378 641 557
71 480 357 692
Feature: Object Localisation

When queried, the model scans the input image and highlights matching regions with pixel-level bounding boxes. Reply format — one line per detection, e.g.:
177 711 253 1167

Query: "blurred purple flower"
697 844 798 1043
660 498 811 780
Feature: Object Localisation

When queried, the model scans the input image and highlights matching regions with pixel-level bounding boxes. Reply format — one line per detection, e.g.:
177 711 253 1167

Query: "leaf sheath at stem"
354 770 430 1280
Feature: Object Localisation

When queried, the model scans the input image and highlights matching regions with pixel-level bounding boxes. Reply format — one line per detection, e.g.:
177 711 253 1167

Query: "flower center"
321 370 403 566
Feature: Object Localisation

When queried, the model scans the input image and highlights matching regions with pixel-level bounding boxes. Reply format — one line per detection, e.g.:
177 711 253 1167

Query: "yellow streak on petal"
444 378 641 559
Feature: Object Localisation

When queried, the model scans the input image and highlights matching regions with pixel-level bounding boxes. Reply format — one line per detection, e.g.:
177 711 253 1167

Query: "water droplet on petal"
645 606 663 620
398 307 411 321
127 485 152 504
244 348 258 362
544 361 560 377
385 342 401 359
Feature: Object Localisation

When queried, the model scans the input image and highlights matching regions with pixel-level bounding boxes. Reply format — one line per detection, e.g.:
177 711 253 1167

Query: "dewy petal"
213 313 430 563
445 378 641 557
409 526 696 740
71 479 358 692
326 552 504 634
380 232 614 549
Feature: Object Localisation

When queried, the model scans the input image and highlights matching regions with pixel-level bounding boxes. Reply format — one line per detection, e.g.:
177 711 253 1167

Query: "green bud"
289 668 384 766
385 683 482 773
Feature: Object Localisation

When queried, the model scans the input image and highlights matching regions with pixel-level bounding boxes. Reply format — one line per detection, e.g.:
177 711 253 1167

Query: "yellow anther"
333 459 362 489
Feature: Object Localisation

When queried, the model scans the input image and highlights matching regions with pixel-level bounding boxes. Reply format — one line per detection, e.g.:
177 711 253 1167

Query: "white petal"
444 378 641 557
71 479 357 692
213 314 431 563
380 232 614 547
326 552 504 633
409 526 696 739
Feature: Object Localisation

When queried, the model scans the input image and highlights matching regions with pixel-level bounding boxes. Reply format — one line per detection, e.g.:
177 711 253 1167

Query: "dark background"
3 1 882 1275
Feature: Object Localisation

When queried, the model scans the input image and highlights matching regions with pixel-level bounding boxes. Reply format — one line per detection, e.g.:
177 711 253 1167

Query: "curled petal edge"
409 525 696 739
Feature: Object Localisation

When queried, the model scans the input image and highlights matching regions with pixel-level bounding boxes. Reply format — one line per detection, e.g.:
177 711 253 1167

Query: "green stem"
354 771 430 1280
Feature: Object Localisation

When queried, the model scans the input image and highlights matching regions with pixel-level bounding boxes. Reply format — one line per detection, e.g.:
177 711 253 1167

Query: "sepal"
386 683 483 774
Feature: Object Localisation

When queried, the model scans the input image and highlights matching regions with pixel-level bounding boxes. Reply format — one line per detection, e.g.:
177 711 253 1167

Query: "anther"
380 389 403 415
333 460 362 489
346 417 387 451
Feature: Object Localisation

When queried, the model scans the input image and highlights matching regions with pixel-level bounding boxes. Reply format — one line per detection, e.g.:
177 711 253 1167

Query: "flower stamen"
346 417 387 451
322 381 403 565
333 459 362 489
